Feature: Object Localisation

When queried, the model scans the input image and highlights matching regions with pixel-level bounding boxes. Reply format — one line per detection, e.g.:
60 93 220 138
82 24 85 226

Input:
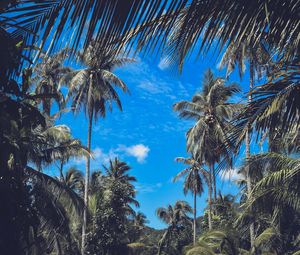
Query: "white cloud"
138 81 164 94
72 144 150 166
177 81 190 98
118 144 150 163
219 168 243 182
92 147 118 165
158 57 170 70
136 182 163 193
138 80 172 95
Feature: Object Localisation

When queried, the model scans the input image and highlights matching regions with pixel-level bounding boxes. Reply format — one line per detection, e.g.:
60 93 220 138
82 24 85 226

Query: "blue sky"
53 49 257 229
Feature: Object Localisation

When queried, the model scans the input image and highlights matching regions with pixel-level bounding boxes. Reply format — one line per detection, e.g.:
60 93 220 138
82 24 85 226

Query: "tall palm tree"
218 41 271 80
156 201 192 255
32 49 71 116
218 41 272 247
173 156 208 242
64 41 133 253
230 58 300 246
173 69 241 204
233 58 300 144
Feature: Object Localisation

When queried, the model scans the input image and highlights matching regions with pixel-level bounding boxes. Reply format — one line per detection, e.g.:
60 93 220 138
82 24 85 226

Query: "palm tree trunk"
44 99 51 116
59 160 64 182
81 108 93 255
42 85 51 116
157 244 162 255
157 230 168 255
193 190 197 245
212 164 217 202
208 168 213 230
246 59 255 248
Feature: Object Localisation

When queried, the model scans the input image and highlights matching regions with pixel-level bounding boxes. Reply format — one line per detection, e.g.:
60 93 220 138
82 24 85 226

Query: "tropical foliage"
0 0 299 255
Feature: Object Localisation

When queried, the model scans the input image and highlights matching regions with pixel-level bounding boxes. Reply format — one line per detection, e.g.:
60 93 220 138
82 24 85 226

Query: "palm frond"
26 166 84 217
232 58 300 148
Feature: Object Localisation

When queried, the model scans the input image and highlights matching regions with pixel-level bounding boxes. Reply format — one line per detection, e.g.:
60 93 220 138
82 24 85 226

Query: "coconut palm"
173 69 241 203
104 157 137 184
173 156 208 242
156 200 192 255
231 64 300 248
133 212 148 229
28 124 89 178
44 125 88 181
218 41 272 80
26 166 84 255
0 95 84 254
88 159 139 221
127 211 149 243
103 158 139 214
86 159 139 254
242 153 300 221
233 58 300 145
218 41 272 246
32 49 71 116
235 152 300 253
64 41 133 253
64 167 84 194
185 230 242 255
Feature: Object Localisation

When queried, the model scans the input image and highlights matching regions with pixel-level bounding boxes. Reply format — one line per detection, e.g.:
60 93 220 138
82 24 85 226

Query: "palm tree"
0 91 84 254
133 212 148 229
230 58 300 246
173 156 208 242
218 41 271 80
235 151 300 253
104 157 137 183
185 230 241 255
156 200 192 255
86 159 139 254
26 166 84 255
64 167 84 194
103 158 139 215
32 49 71 116
127 211 149 243
31 124 88 178
64 41 133 253
50 126 87 181
242 152 300 224
218 41 272 247
173 69 241 204
233 58 300 144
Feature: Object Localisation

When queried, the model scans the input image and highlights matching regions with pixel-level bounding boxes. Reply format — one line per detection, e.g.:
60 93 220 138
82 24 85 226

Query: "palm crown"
174 157 207 196
33 49 71 116
65 41 133 119
173 69 240 164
